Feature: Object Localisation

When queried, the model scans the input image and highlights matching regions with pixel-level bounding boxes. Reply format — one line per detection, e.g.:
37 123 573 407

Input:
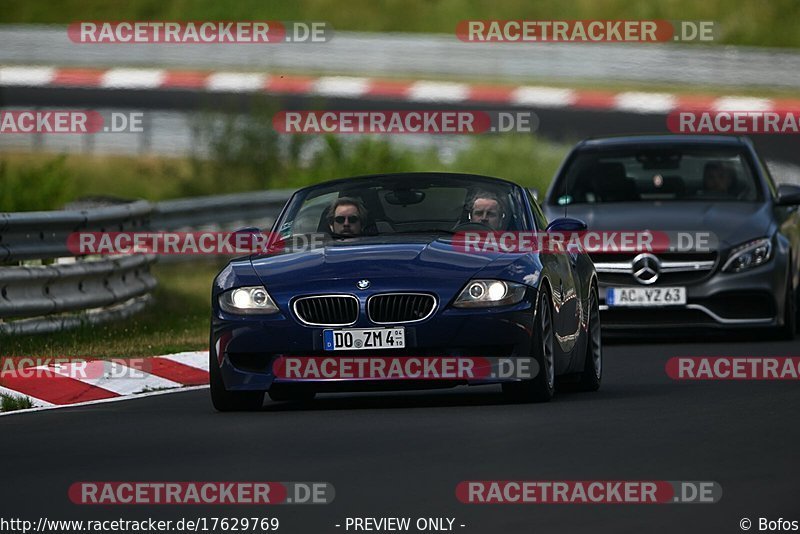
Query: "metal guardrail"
153 190 292 230
0 189 293 335
0 200 152 261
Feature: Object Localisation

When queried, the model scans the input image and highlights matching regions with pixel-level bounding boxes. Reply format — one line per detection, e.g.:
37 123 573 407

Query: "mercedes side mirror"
776 184 800 206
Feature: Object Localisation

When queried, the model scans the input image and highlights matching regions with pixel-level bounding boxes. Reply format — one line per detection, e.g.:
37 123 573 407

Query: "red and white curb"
0 351 209 415
2 65 799 115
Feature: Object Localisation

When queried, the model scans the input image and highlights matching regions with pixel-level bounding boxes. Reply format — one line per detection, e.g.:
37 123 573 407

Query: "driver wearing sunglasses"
327 197 368 236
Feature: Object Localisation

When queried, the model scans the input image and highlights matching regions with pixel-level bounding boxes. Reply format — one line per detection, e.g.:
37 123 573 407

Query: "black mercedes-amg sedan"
544 135 800 337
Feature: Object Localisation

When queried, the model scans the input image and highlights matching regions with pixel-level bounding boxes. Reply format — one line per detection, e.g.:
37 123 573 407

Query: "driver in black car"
703 161 737 196
466 191 507 230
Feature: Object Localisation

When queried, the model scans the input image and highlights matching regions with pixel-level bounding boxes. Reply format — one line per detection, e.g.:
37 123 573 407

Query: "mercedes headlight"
453 280 527 308
722 238 773 273
219 286 279 314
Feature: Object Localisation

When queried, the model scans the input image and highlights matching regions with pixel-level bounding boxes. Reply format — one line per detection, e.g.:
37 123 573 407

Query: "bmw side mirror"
546 217 588 232
776 184 800 206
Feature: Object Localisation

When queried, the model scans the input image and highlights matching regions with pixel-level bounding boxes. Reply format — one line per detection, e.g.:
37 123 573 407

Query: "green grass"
0 153 193 211
1 393 35 412
2 0 799 48
0 260 223 358
0 156 76 212
0 133 570 211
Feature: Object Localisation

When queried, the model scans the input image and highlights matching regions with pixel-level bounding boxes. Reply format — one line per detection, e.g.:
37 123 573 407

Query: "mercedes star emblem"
631 253 661 285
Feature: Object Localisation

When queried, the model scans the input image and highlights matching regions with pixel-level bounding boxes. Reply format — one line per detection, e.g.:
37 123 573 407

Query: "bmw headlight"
219 286 279 314
722 238 773 273
453 280 527 308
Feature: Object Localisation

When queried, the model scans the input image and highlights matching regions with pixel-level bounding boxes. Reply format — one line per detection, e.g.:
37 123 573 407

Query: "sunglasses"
334 215 360 224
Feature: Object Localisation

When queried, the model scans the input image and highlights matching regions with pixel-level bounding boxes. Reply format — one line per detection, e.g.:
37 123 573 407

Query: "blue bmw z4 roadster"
209 173 601 410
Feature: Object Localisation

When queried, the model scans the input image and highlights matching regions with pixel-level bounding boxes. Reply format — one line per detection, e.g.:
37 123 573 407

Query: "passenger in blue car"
467 191 508 230
327 196 368 236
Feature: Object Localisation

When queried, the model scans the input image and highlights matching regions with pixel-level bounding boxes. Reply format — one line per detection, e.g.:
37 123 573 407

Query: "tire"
503 288 556 403
209 351 265 412
577 287 602 392
268 385 316 402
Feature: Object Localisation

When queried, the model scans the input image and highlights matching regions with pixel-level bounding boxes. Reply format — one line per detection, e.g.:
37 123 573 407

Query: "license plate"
607 287 686 307
323 328 405 351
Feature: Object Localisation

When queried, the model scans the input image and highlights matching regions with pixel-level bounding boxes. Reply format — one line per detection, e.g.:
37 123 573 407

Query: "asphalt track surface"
2 332 798 534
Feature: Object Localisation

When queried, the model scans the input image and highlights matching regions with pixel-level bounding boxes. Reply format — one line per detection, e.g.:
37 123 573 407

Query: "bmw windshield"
276 174 533 239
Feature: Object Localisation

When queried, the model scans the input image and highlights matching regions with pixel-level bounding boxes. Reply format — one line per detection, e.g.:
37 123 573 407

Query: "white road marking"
511 86 576 108
160 351 209 371
48 360 183 396
615 92 677 113
206 72 267 92
713 97 774 112
101 68 165 89
312 76 370 97
407 81 469 102
0 66 55 86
